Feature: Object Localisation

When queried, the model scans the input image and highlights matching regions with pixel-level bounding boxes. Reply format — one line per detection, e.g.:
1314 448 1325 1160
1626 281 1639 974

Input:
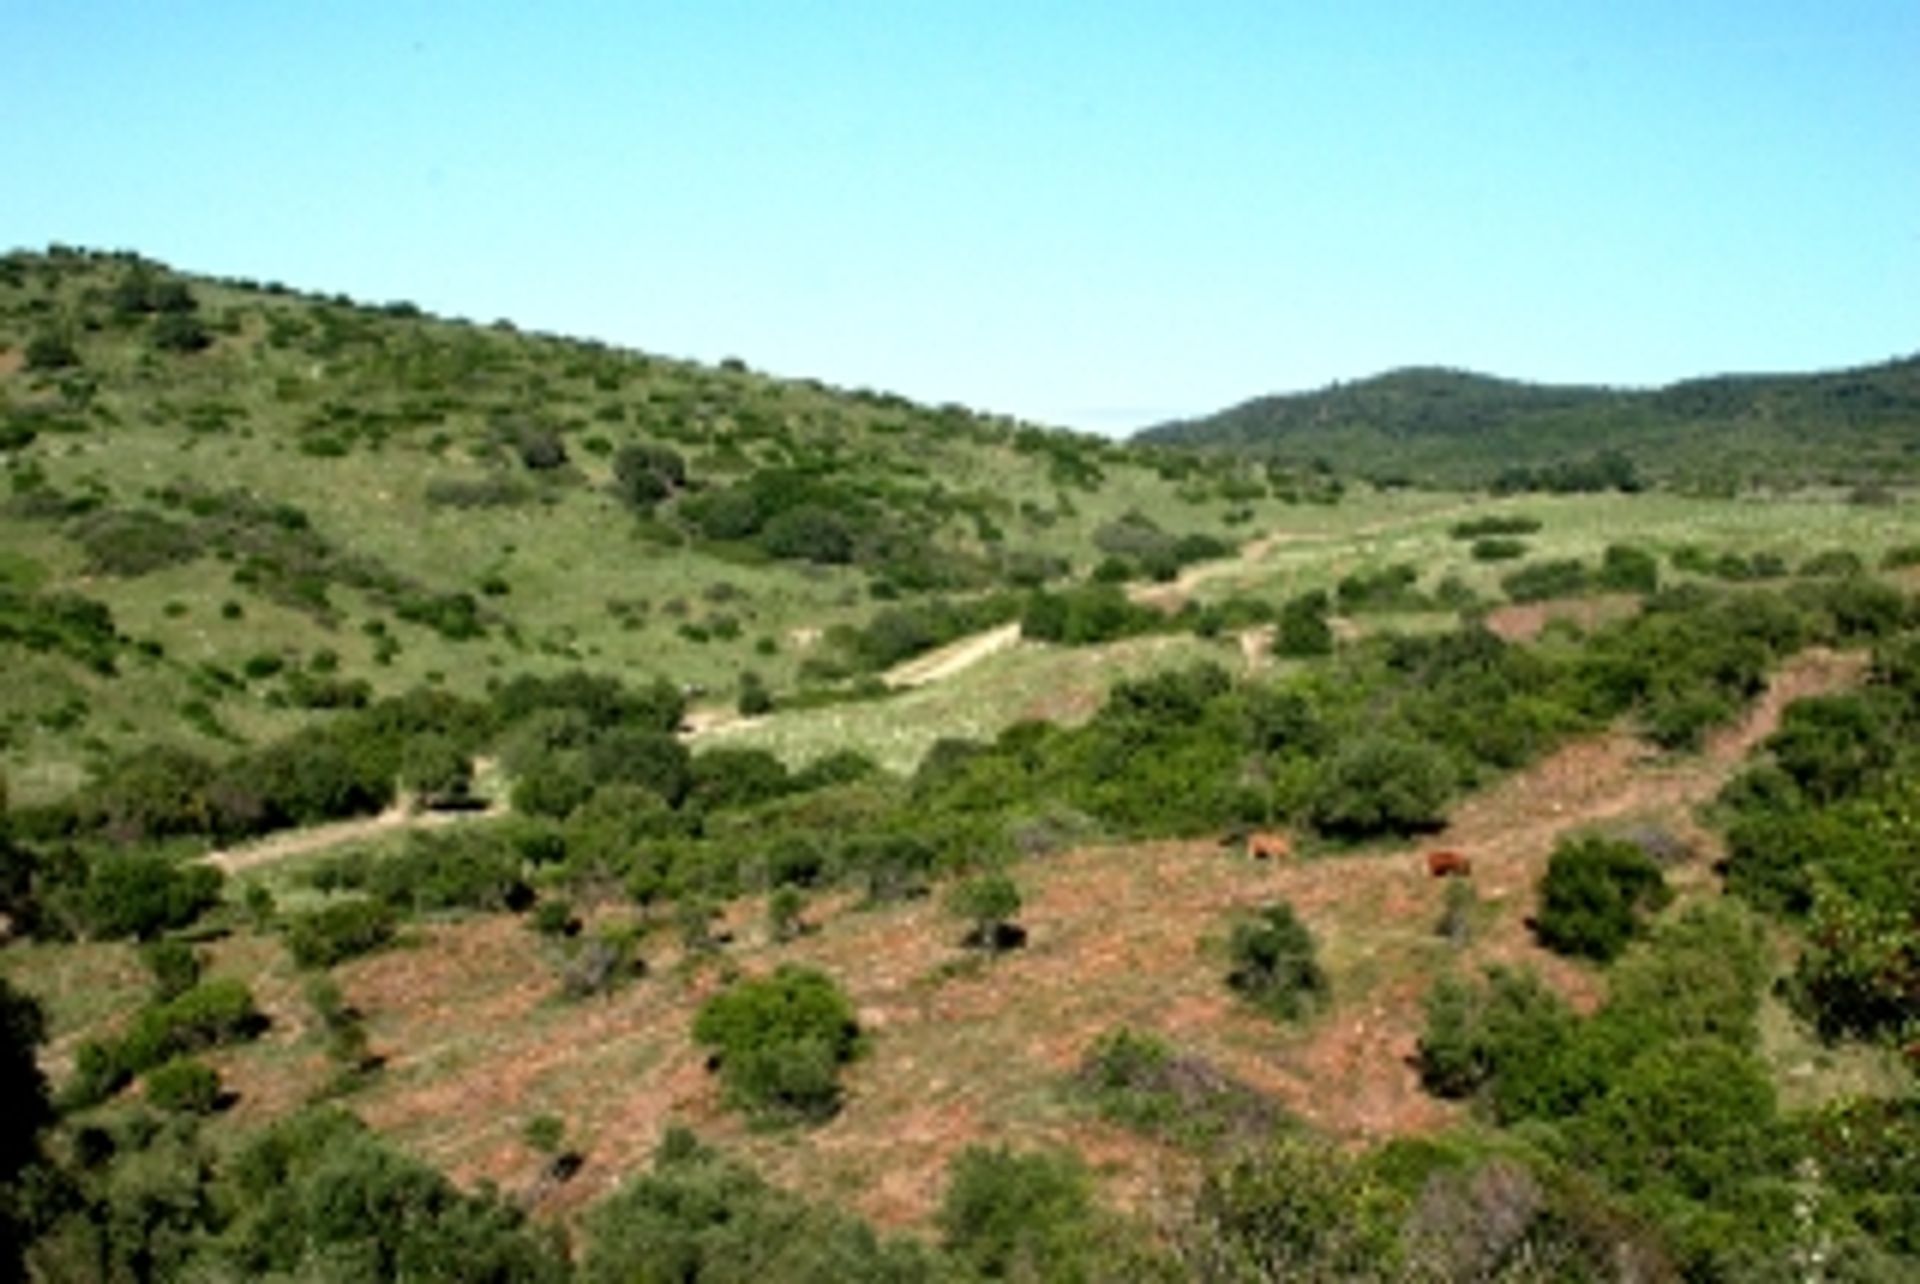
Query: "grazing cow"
1246 831 1292 861
1427 850 1472 878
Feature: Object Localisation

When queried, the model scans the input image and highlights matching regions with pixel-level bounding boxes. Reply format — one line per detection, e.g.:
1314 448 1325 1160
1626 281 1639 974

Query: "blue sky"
5 3 1915 432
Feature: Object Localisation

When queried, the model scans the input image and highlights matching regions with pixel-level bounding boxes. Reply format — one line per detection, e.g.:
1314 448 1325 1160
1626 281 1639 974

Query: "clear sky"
5 3 1915 432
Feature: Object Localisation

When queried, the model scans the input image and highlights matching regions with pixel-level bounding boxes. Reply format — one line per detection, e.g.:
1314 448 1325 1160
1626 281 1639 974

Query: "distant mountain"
1136 358 1920 488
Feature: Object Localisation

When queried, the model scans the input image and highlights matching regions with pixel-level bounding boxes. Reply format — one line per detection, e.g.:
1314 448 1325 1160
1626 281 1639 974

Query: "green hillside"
1137 358 1920 489
0 247 1295 800
4 246 1919 1282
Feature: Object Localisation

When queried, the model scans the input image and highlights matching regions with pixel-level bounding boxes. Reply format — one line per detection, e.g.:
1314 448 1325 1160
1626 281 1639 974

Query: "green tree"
1226 901 1329 1021
1534 836 1671 962
1307 735 1454 839
692 966 861 1123
946 872 1024 951
938 1145 1098 1282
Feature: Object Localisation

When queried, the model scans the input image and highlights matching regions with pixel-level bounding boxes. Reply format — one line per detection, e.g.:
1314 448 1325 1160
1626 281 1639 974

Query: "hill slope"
0 247 1279 799
1137 357 1920 488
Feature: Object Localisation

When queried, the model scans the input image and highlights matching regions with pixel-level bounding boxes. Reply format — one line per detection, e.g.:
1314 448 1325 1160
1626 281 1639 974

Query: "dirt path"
204 797 502 875
883 622 1022 688
1130 500 1489 612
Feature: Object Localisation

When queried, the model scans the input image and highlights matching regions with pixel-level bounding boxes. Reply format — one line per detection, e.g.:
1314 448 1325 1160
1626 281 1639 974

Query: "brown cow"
1246 831 1292 861
1427 850 1472 878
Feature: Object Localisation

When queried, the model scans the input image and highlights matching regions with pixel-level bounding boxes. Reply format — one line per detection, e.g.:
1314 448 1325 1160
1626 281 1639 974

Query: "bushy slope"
1138 358 1920 488
0 247 1280 799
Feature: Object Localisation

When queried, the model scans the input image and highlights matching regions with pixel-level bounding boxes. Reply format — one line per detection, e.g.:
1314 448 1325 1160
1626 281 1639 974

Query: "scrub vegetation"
2 248 1917 1280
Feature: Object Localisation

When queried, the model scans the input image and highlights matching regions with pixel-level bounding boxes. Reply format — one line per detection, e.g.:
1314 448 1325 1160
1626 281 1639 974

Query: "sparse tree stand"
947 872 1026 952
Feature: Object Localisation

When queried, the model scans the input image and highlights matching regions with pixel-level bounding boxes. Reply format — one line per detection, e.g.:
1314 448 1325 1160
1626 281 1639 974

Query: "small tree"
1534 836 1671 962
691 965 861 1123
1274 591 1335 657
401 734 473 810
946 873 1024 951
144 1057 221 1114
766 886 806 943
24 331 78 371
939 1145 1097 1281
1226 901 1328 1021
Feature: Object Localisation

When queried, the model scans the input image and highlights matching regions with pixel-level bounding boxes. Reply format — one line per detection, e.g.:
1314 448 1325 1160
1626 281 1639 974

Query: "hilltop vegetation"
1138 360 1920 490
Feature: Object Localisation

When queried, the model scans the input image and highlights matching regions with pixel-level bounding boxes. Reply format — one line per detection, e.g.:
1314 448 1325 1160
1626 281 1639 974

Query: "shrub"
691 966 861 1123
1074 1026 1283 1147
401 734 473 809
1501 559 1591 603
945 873 1024 951
140 939 203 1002
580 1129 929 1284
1273 591 1334 658
938 1145 1097 1282
1307 736 1454 839
1226 901 1328 1021
144 1057 221 1113
1533 836 1671 962
82 854 223 940
118 978 266 1074
1597 543 1659 594
24 331 79 371
285 898 399 969
1450 515 1542 539
1470 537 1528 562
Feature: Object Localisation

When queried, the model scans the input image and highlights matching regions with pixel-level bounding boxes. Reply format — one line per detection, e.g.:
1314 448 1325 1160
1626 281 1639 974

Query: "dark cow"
1427 850 1472 878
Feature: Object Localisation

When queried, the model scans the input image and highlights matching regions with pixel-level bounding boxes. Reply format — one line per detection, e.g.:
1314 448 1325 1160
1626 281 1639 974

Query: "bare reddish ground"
195 648 1863 1234
1484 593 1642 642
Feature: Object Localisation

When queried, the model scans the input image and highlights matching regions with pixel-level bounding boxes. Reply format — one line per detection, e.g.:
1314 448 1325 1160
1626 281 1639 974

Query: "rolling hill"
1136 357 1920 489
4 246 1919 1282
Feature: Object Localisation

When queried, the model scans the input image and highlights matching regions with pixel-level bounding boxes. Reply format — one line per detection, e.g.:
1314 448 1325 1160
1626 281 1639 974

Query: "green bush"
691 966 861 1123
1501 558 1591 603
144 1057 221 1113
220 1108 567 1282
1597 543 1659 593
1273 590 1334 657
81 853 223 940
580 1129 930 1284
1307 735 1454 839
1226 901 1329 1021
938 1145 1097 1282
945 872 1023 950
140 939 203 1001
118 978 266 1076
1533 836 1671 962
285 898 399 969
1469 536 1528 562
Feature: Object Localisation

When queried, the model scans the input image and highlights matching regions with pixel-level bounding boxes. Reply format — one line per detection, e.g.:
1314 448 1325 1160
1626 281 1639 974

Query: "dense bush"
692 966 862 1123
945 872 1023 951
144 1057 222 1113
1273 590 1334 657
1307 735 1454 838
284 898 399 968
1501 558 1590 603
1225 901 1328 1020
938 1145 1097 1282
581 1129 932 1284
81 853 223 940
1533 836 1671 961
219 1108 568 1282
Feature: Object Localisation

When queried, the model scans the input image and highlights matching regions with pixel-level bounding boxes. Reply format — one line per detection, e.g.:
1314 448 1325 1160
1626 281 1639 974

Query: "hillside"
1137 357 1920 489
3 246 1919 1282
0 247 1299 801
